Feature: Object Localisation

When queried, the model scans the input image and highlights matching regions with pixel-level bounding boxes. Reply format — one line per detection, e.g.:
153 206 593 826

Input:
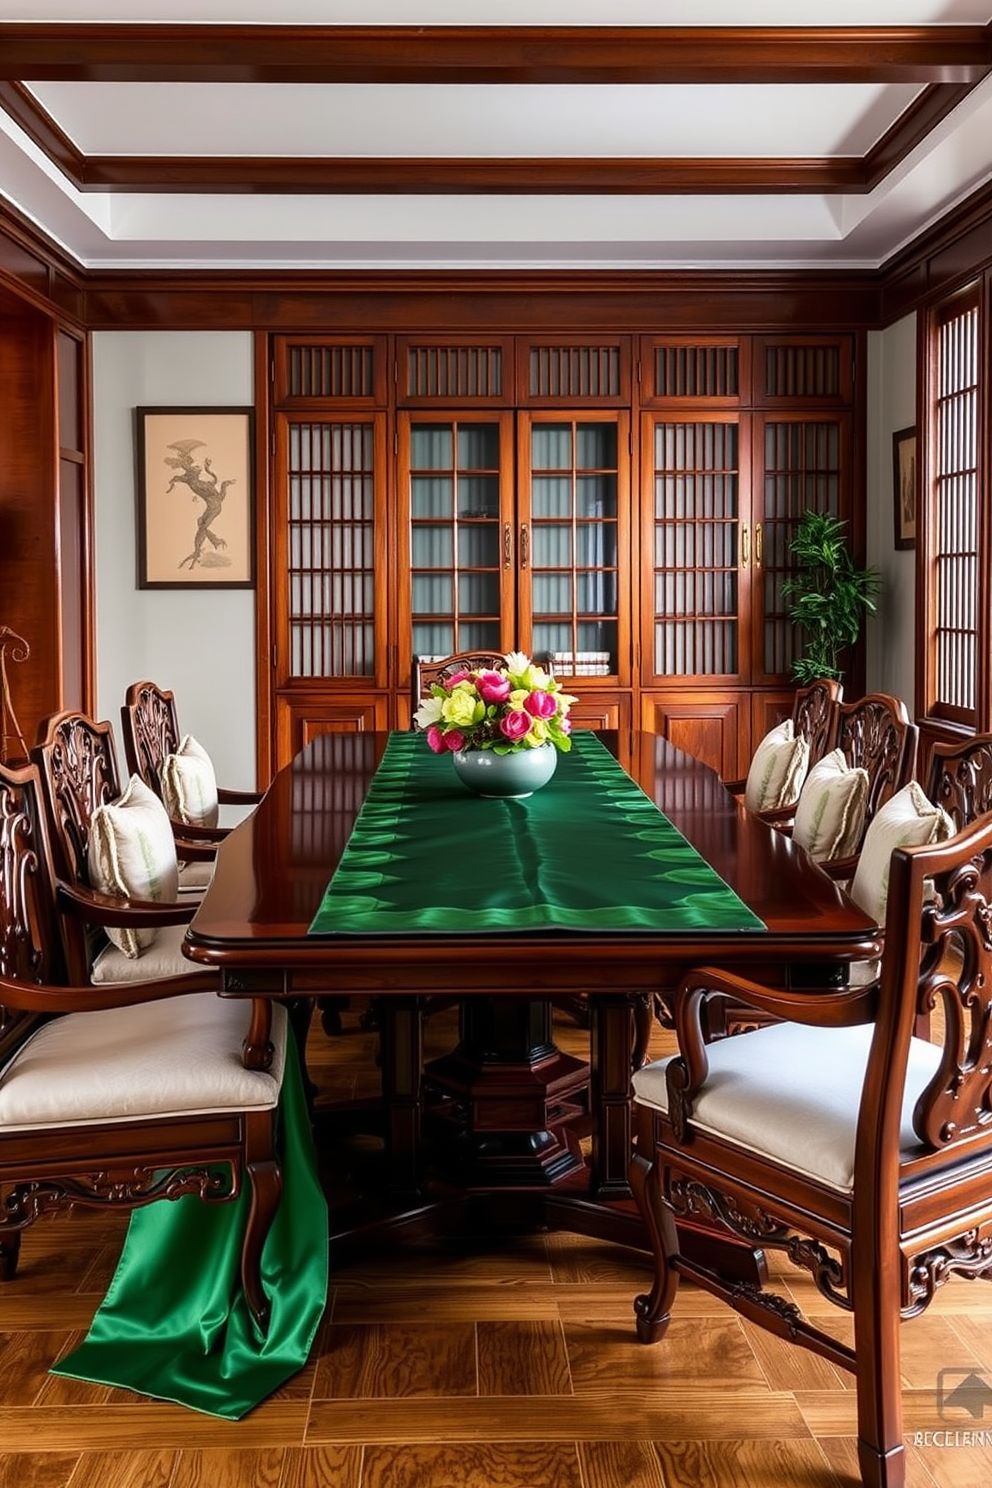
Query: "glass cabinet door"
519 413 629 680
400 414 516 668
275 416 388 686
754 415 850 684
642 415 745 684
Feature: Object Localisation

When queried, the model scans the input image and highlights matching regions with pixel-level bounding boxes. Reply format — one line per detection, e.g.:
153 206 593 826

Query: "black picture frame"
892 425 917 552
135 406 255 589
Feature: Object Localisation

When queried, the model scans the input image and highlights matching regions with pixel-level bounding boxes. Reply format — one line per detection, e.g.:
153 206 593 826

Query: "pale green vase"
451 743 558 799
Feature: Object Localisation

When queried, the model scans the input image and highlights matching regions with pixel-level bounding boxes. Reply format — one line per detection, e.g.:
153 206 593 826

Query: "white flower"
413 695 444 729
503 651 530 677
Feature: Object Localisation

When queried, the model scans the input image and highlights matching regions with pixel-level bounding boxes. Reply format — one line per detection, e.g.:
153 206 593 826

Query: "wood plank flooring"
4 1004 992 1487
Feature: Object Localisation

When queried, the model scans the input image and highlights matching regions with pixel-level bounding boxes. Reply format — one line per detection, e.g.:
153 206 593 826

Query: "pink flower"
426 724 446 754
522 689 556 719
444 729 466 752
476 669 512 704
499 710 533 743
444 671 470 689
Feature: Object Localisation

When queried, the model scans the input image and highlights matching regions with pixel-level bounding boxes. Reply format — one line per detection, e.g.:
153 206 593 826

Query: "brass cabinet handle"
741 525 750 570
519 523 530 570
503 523 513 570
754 523 763 569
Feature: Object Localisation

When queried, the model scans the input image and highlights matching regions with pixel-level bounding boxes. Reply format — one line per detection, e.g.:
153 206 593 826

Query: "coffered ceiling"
1 2 992 271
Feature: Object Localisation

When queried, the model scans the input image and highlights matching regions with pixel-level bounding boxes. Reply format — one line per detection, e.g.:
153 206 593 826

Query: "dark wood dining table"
184 729 880 1261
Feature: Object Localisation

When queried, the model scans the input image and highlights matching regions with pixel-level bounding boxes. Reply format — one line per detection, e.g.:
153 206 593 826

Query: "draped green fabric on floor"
50 1040 327 1419
308 730 765 936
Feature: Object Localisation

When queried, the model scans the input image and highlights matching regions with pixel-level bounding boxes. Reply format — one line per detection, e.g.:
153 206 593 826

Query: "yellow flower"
442 690 484 728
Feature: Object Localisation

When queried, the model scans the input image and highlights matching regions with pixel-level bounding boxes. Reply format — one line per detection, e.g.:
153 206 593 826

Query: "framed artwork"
136 407 255 588
892 425 917 552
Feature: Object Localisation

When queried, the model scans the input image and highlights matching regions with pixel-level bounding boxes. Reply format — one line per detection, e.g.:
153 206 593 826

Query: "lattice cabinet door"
640 412 753 688
396 412 517 683
751 412 854 686
516 412 631 685
271 413 390 692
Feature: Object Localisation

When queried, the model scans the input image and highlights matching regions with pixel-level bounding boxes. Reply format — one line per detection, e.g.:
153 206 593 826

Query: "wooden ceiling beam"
0 23 990 86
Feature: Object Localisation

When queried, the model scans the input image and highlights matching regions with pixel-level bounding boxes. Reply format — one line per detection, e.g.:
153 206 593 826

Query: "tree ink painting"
136 408 255 589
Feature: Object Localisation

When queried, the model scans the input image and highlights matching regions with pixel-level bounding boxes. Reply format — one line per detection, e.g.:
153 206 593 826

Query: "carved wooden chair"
0 759 286 1330
629 808 992 1488
31 709 216 987
727 678 843 820
121 678 261 845
785 692 919 879
925 732 992 833
411 650 508 723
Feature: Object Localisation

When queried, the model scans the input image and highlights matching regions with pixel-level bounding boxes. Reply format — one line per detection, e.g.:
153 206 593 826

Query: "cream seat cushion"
90 922 202 985
743 720 810 814
178 860 215 895
162 734 220 830
0 995 286 1132
792 748 869 862
631 1020 942 1193
86 775 180 958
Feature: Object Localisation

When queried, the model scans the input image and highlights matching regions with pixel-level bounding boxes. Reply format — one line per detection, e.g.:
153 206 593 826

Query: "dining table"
183 728 880 1265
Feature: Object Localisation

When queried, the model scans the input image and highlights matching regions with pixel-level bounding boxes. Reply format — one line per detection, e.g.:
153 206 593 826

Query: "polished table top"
184 730 880 992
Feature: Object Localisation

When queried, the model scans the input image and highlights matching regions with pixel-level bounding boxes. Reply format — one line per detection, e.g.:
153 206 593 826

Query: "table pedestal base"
421 997 589 1185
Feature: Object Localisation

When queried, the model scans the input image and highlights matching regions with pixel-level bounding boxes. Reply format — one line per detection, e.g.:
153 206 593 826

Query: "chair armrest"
218 786 263 807
0 970 216 1014
170 818 229 845
722 777 746 796
754 802 798 829
818 853 859 881
172 831 219 860
55 879 197 929
666 965 880 1126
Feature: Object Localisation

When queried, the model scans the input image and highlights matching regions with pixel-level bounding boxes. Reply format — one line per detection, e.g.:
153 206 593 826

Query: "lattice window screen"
934 301 979 718
405 346 503 400
288 344 375 399
654 345 739 399
762 421 842 677
765 344 841 399
528 345 621 400
287 422 376 678
651 422 739 677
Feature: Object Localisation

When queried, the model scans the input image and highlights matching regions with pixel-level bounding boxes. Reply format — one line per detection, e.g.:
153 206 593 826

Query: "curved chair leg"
241 1157 283 1333
629 1148 680 1344
852 1233 906 1488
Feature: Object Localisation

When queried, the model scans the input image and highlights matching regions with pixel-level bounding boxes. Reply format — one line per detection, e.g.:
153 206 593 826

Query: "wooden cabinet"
265 331 861 777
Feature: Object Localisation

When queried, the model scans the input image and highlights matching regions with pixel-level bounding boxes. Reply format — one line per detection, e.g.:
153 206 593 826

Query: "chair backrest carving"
0 760 65 1060
925 734 992 834
121 680 181 800
792 678 842 769
411 652 508 728
897 812 992 1152
834 692 918 825
31 712 122 887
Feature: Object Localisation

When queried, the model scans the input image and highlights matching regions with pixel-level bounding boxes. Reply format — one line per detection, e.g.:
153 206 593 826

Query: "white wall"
92 332 258 790
865 313 917 711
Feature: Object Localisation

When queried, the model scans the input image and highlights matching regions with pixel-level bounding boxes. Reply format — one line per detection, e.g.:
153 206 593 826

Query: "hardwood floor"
3 1004 992 1487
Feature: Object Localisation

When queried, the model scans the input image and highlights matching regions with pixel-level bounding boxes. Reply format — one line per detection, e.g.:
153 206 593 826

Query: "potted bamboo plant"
782 510 881 683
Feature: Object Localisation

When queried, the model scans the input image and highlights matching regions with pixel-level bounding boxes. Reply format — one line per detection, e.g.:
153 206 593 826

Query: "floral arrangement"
415 652 576 755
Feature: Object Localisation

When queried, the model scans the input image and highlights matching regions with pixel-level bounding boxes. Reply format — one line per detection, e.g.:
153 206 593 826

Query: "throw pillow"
743 719 810 813
849 781 954 925
161 734 220 829
86 775 180 959
792 749 869 863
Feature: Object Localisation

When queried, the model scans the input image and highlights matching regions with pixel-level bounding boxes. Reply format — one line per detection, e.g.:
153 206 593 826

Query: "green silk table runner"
308 730 765 937
50 1038 328 1419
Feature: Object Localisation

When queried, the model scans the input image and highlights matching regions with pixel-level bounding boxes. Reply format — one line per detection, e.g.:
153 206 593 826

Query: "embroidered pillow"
743 720 810 813
792 749 869 863
850 781 954 925
161 734 220 829
86 775 180 959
